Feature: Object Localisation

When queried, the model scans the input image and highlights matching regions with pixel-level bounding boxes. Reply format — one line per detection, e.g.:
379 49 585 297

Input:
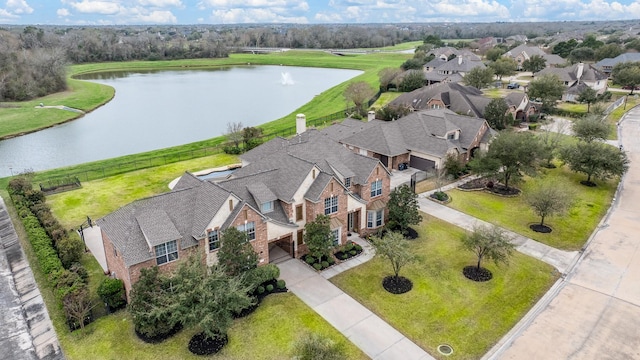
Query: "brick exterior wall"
360 163 391 237
302 178 349 253
280 201 293 222
103 228 202 301
229 204 269 264
391 153 410 171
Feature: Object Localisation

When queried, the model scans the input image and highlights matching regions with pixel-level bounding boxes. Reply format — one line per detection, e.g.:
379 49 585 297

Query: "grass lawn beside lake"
59 292 366 360
47 153 238 229
331 216 558 360
446 165 617 251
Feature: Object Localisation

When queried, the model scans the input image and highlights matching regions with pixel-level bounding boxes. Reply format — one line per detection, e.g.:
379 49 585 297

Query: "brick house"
98 120 391 299
323 108 495 172
535 62 609 101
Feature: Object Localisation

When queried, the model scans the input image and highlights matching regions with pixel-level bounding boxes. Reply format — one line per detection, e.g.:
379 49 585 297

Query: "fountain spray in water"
281 72 295 85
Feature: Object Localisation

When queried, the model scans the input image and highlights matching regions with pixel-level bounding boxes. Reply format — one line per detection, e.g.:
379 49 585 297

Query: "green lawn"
47 153 238 229
331 216 558 360
446 165 617 251
557 102 588 115
60 293 367 360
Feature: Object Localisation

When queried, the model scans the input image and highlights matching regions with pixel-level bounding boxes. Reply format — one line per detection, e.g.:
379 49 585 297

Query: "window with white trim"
324 196 338 215
370 179 383 197
367 209 384 228
261 201 274 213
237 222 256 241
208 230 219 252
331 228 340 246
154 240 178 265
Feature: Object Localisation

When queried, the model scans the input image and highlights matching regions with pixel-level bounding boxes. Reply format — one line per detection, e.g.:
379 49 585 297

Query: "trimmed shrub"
349 250 357 256
57 235 84 269
244 264 280 291
97 278 126 311
321 261 329 268
305 256 316 265
354 245 362 252
293 333 346 360
327 257 335 265
344 243 354 252
313 263 322 271
528 123 539 130
276 280 286 289
69 262 88 282
257 286 265 294
339 253 348 260
266 284 274 292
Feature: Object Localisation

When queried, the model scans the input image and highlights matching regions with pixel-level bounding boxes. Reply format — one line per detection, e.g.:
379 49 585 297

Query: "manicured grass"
446 165 617 251
606 96 640 139
371 91 403 109
48 153 238 229
557 102 588 114
331 216 558 360
60 293 367 360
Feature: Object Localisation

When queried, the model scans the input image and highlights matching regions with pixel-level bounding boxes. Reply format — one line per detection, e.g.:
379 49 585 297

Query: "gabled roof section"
136 209 181 248
190 181 235 239
304 172 335 202
437 57 485 73
246 182 278 205
173 171 202 191
240 136 288 164
389 82 488 117
535 63 607 83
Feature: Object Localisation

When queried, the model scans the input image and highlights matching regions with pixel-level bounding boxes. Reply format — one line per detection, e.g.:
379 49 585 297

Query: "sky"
1 0 640 25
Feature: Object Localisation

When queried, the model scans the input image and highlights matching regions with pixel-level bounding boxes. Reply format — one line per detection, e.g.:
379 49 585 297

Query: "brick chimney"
296 114 306 134
367 110 376 122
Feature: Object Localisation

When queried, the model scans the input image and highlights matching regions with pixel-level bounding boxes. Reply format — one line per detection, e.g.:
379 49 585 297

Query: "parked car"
622 85 640 90
507 83 520 89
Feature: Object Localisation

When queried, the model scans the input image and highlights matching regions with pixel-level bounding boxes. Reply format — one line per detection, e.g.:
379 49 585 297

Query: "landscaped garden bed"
458 177 521 196
300 240 363 271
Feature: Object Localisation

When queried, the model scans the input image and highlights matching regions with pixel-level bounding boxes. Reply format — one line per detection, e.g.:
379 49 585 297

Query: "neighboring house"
423 55 486 85
388 82 538 121
99 117 391 299
535 63 609 101
595 52 640 75
328 108 494 171
503 44 565 69
388 82 490 117
427 47 481 62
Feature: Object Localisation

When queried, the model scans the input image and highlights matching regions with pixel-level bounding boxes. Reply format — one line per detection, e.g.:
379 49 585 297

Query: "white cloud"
67 1 122 15
0 8 19 19
6 0 33 14
518 0 640 20
314 12 343 22
57 8 71 17
201 0 296 7
137 0 183 7
210 8 308 23
135 9 177 23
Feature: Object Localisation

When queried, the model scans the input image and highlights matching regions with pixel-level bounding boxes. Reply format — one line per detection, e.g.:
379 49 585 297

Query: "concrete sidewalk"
416 197 579 274
81 226 107 273
279 258 434 360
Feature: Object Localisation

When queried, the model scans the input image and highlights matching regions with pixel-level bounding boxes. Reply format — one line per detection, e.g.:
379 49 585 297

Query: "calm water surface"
0 66 361 177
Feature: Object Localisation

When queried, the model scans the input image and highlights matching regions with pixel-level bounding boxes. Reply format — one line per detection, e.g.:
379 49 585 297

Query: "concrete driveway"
486 107 640 359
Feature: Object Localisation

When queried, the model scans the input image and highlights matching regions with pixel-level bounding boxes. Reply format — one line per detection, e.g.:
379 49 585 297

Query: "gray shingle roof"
341 108 490 159
136 209 181 247
535 63 608 83
389 82 488 117
304 172 334 202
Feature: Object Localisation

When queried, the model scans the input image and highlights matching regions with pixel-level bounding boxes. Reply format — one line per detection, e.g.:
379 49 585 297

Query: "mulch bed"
485 184 521 196
382 275 413 294
188 332 228 355
530 224 552 233
458 177 493 190
379 226 419 240
135 323 183 344
463 266 493 282
334 247 363 261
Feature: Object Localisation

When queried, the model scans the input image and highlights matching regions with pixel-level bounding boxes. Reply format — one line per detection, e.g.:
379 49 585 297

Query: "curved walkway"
278 237 434 360
484 107 640 359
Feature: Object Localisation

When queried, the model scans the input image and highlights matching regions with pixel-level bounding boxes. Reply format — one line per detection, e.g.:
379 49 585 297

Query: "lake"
0 66 362 178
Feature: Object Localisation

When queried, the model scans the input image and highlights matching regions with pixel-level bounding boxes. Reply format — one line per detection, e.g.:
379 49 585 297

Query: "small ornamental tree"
460 225 514 281
304 214 333 263
387 184 422 235
344 81 376 117
218 227 258 277
489 57 517 80
128 267 180 339
371 231 418 294
63 287 93 331
225 121 243 150
173 260 253 354
463 66 495 89
527 74 565 114
522 55 546 73
576 87 598 113
525 181 575 230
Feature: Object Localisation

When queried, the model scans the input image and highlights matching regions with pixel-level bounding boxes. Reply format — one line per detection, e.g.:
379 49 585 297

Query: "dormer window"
447 133 455 140
261 201 274 213
344 177 351 188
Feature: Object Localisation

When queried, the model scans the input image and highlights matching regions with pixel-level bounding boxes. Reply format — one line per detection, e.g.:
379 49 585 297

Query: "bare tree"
226 121 244 149
344 81 376 117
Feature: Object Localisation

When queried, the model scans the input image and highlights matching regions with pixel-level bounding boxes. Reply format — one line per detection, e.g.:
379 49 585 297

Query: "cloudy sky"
2 0 640 25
